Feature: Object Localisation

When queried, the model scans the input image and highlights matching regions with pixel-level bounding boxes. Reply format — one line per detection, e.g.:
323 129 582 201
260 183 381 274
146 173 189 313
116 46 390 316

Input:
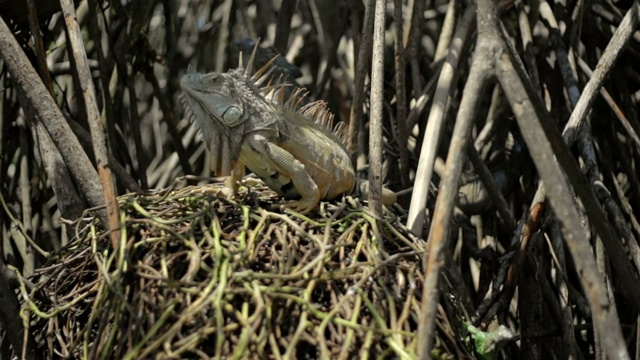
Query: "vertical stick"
347 0 375 154
369 0 387 245
393 0 409 187
60 0 121 250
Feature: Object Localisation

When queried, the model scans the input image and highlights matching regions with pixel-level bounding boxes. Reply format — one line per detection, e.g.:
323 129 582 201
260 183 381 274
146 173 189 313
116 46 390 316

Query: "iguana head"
180 71 248 128
180 70 253 176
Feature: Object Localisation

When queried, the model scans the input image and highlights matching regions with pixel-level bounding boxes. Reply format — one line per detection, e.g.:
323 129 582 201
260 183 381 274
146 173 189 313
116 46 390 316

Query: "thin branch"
417 11 493 356
393 0 409 187
273 0 296 53
433 0 456 63
0 15 107 220
214 0 233 73
368 0 386 245
563 2 639 148
466 146 517 231
60 0 121 249
407 5 476 235
87 0 119 186
347 0 374 153
404 0 424 96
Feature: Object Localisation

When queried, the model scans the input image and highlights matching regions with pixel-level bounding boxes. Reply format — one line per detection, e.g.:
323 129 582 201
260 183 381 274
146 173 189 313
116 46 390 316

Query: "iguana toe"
242 177 264 188
279 199 319 215
216 185 236 199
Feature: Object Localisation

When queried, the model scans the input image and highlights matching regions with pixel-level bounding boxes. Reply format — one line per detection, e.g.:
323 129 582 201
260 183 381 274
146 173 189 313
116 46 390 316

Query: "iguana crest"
261 84 348 145
247 50 348 145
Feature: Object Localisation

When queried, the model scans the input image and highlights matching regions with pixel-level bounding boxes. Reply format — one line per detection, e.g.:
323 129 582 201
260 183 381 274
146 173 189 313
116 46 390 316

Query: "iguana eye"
202 73 220 84
221 105 242 126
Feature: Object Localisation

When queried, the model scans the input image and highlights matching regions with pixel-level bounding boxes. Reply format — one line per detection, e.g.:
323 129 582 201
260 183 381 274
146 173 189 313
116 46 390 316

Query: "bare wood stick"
498 22 632 360
404 0 424 97
347 0 374 153
214 0 233 73
393 0 409 187
433 0 456 63
273 0 296 53
417 7 492 355
60 0 120 249
0 15 106 221
368 0 386 246
563 2 639 148
406 6 475 235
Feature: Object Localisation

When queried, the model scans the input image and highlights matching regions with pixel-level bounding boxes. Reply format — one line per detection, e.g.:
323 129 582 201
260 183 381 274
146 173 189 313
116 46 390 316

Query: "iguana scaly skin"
180 55 395 214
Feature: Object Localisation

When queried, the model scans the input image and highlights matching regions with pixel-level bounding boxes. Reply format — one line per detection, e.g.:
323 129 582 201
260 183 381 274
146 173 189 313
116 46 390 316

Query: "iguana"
180 50 395 214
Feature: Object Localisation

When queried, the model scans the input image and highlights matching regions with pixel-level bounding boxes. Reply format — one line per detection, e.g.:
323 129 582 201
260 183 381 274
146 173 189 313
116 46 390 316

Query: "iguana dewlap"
180 57 395 214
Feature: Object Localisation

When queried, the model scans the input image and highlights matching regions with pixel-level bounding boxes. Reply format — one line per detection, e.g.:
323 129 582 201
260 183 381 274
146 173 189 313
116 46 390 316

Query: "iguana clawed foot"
216 186 236 199
277 196 321 215
221 174 320 214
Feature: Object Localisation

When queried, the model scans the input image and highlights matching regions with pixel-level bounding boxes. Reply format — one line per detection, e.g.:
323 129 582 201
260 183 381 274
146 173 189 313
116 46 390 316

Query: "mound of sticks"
19 184 473 359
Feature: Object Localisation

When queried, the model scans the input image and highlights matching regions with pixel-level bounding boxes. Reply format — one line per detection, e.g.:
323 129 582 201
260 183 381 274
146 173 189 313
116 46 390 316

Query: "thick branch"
61 0 121 248
497 32 631 360
417 28 494 360
0 16 106 217
406 5 476 235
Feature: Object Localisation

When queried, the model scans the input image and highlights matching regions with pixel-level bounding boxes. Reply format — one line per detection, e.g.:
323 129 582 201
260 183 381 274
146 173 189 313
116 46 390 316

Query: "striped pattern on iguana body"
180 50 394 214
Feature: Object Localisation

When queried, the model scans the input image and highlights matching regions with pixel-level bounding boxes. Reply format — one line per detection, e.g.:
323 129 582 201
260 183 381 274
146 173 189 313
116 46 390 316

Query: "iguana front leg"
222 161 244 196
240 134 321 214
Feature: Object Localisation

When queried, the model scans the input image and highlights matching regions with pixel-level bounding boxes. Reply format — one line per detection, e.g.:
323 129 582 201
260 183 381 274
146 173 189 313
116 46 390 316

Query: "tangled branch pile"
21 184 469 359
